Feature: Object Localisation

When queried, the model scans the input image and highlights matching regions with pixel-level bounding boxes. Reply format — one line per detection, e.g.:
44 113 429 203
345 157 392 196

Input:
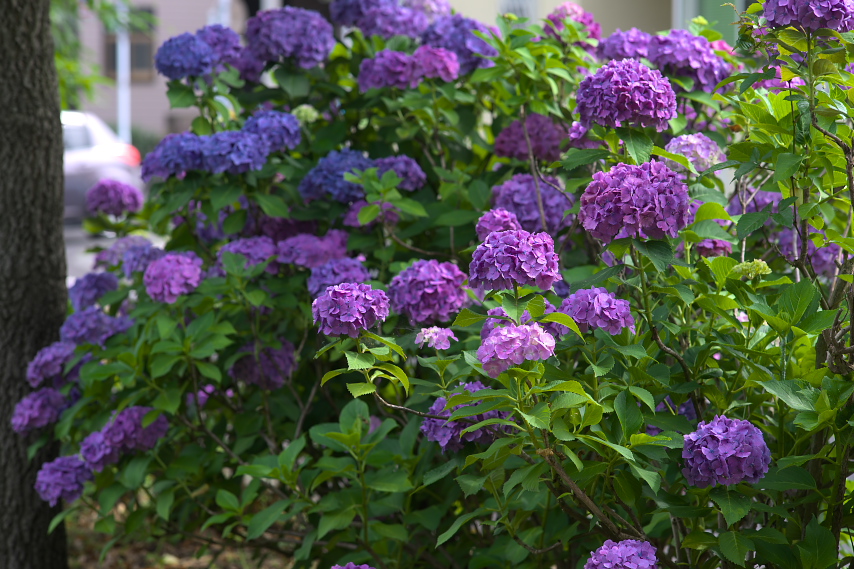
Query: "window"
105 7 155 83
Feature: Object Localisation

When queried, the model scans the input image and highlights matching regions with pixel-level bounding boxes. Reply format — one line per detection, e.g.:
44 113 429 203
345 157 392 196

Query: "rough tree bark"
0 2 69 569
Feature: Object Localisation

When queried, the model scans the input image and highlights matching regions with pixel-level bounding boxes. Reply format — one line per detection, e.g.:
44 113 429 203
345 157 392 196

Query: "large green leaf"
719 531 754 567
710 487 752 526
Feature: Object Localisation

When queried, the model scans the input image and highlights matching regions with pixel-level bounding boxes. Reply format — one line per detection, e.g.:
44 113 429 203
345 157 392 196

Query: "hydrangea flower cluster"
357 3 428 39
35 456 93 507
195 24 242 67
494 113 567 163
476 208 522 241
413 45 461 82
308 257 371 297
545 2 602 45
245 7 335 69
219 236 279 274
154 32 215 80
764 0 854 31
278 230 349 269
477 323 556 377
755 66 806 93
330 0 378 26
663 133 726 173
230 340 297 390
243 110 302 154
469 230 562 291
584 539 659 569
777 229 842 276
559 287 635 335
420 381 512 451
60 306 133 346
94 235 152 269
421 14 497 75
568 122 600 149
312 282 391 337
647 30 732 93
343 200 400 228
415 327 458 350
86 179 144 217
298 149 374 203
69 272 119 311
694 239 733 258
79 407 170 472
492 174 574 235
388 260 468 324
144 252 204 303
123 243 166 278
598 27 652 60
11 388 69 434
375 155 427 191
27 341 78 388
359 50 421 91
682 415 772 488
403 0 451 20
726 189 781 217
330 564 377 569
647 397 697 436
576 59 677 132
481 302 569 340
579 160 690 243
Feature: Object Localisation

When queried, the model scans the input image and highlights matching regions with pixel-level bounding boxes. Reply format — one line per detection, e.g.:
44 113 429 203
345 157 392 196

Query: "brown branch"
511 534 563 555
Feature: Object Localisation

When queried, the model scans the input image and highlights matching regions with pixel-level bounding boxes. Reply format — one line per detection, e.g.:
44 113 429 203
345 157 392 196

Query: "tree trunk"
0 2 69 569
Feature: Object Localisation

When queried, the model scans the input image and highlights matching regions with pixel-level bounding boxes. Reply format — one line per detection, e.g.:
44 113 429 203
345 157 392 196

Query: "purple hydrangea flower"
727 189 781 219
80 431 121 472
200 131 268 175
243 110 301 154
694 239 733 258
298 149 374 203
103 406 169 453
343 200 400 228
141 132 206 182
331 563 378 569
469 230 562 291
312 282 390 338
375 155 427 191
416 327 458 350
69 272 119 311
647 30 732 93
196 24 242 67
568 121 600 149
664 133 727 173
421 14 498 75
599 28 652 60
494 113 567 163
86 179 144 217
647 397 697 436
413 45 460 82
477 323 556 377
357 4 429 39
545 2 602 46
420 381 512 451
245 7 335 69
579 160 690 244
26 341 78 388
34 456 93 507
256 215 318 242
233 46 267 82
230 339 296 390
94 236 152 269
359 50 421 92
11 388 69 434
576 59 677 132
777 229 841 276
403 0 451 20
308 257 371 297
755 66 807 93
682 415 772 488
553 280 571 298
481 301 569 340
330 0 391 26
278 230 349 269
559 287 635 335
388 260 468 324
155 32 215 80
764 0 854 31
219 236 279 274
492 174 574 235
60 306 133 346
144 252 204 304
584 539 659 569
123 244 166 278
476 208 522 241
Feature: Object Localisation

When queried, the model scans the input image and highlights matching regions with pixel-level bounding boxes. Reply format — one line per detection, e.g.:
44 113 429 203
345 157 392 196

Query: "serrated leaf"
517 401 551 429
345 351 375 370
616 127 653 164
773 153 804 183
737 211 772 239
346 382 377 397
798 518 836 569
756 466 816 491
710 487 752 526
453 308 487 327
216 489 240 511
719 531 754 566
246 500 289 540
437 509 486 546
633 240 674 272
254 194 290 218
539 312 582 337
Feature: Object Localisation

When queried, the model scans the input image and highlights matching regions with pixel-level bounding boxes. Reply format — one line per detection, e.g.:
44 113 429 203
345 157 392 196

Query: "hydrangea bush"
19 2 854 568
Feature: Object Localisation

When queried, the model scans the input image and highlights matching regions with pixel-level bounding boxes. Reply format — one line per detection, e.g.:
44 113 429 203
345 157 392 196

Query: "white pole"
219 0 232 26
116 2 131 144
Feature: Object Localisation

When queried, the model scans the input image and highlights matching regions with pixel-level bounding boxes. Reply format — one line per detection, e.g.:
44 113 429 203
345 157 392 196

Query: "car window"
63 124 91 151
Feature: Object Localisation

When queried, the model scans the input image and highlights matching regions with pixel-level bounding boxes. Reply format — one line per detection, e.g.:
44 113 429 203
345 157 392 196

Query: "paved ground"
64 224 115 284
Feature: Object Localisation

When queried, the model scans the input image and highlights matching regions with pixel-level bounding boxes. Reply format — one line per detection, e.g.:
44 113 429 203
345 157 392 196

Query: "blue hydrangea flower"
298 149 374 203
69 272 119 311
375 155 427 191
245 7 336 69
35 456 93 507
243 110 301 154
155 32 215 80
421 14 497 75
201 131 268 175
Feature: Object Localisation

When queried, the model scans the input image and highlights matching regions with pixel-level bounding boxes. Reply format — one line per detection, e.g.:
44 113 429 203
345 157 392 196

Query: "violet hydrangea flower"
598 28 652 60
416 327 458 350
420 381 512 451
144 252 204 303
492 174 574 235
141 132 206 182
26 341 78 388
102 406 169 452
80 431 121 472
375 155 427 191
494 113 567 162
155 32 215 80
357 4 428 39
86 179 144 216
94 235 152 269
477 323 556 377
298 149 374 203
278 230 349 269
245 7 335 69
388 260 469 325
576 59 677 132
647 29 732 93
476 208 522 241
568 121 600 149
312 282 390 338
308 257 371 297
60 306 133 346
682 415 772 488
579 160 690 244
694 239 733 258
331 563 378 569
777 229 841 276
421 14 498 75
69 272 119 311
764 0 854 31
546 2 602 47
481 301 569 340
359 50 421 92
403 0 451 20
559 287 635 335
413 45 460 82
11 388 69 434
35 455 93 507
230 340 297 390
330 0 390 26
584 539 659 569
200 131 268 175
469 230 562 291
123 243 166 278
219 236 279 274
196 24 242 67
664 133 726 173
343 200 400 228
243 110 302 154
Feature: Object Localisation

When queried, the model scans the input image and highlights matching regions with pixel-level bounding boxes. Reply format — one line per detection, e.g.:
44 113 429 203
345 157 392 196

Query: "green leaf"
48 506 80 534
422 460 458 487
652 146 698 174
539 312 582 338
274 69 310 98
710 487 752 526
120 456 152 490
195 361 221 382
365 469 413 493
453 308 487 327
756 466 816 491
456 474 486 497
345 351 375 370
616 127 653 164
719 531 754 567
318 508 356 539
279 436 306 472
798 518 836 569
633 240 674 272
798 310 838 334
357 204 380 226
152 386 182 414
254 194 290 218
517 402 551 430
394 198 428 217
682 529 718 550
216 489 240 512
761 380 818 412
562 148 610 170
615 391 643 442
736 211 772 239
246 500 289 540
693 202 733 223
166 81 196 108
156 488 176 521
433 210 481 226
501 293 529 324
437 509 486 546
361 332 406 358
777 279 817 325
773 153 804 183
346 383 377 397
375 362 410 393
